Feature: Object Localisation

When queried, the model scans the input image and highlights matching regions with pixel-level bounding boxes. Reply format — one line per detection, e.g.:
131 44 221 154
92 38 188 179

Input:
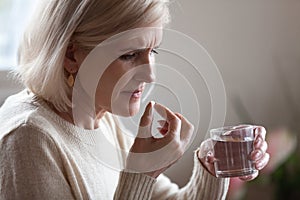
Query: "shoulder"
0 90 61 146
1 123 58 152
0 122 64 174
0 122 72 200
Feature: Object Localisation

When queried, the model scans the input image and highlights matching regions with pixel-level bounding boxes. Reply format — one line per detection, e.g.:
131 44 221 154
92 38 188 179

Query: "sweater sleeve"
114 150 229 200
151 149 230 200
114 171 157 200
0 124 75 200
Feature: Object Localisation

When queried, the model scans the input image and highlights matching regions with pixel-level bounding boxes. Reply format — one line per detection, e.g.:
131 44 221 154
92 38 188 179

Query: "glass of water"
210 125 257 178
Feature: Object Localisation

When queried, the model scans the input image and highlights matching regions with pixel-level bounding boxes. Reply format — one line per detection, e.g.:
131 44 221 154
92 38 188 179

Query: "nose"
134 52 156 83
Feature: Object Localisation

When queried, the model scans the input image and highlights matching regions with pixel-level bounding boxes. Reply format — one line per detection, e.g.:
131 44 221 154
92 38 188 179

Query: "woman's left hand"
198 126 270 181
239 126 270 181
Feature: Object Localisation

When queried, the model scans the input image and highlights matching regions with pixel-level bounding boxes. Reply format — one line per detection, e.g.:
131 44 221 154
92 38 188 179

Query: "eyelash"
119 49 159 61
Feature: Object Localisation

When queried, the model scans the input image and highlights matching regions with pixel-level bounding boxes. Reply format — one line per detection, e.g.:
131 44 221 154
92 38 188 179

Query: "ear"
64 44 79 74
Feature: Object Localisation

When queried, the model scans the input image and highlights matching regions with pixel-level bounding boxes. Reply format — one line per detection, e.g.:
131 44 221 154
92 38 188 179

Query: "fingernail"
252 150 262 160
150 101 155 107
148 101 155 116
207 151 213 156
242 175 252 180
256 162 263 170
254 127 261 138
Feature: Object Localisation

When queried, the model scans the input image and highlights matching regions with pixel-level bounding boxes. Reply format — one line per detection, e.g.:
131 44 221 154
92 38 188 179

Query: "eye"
119 52 138 61
150 49 159 56
119 48 159 61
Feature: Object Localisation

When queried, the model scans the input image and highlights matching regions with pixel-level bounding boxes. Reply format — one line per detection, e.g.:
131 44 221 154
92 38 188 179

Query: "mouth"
122 87 144 99
131 89 143 98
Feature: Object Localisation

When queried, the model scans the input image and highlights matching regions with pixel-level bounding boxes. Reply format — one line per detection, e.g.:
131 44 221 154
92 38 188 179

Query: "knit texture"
0 90 229 199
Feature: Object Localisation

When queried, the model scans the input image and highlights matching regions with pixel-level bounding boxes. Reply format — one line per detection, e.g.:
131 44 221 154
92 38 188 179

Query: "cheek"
97 63 123 89
109 63 137 91
95 62 133 102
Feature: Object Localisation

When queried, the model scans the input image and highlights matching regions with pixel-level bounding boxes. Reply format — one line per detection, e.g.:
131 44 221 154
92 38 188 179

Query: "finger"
137 101 154 139
157 127 168 135
255 152 270 170
174 113 183 120
254 126 266 140
154 103 180 135
239 170 259 181
139 101 154 127
197 150 216 176
174 112 194 142
158 120 169 132
154 103 179 123
253 135 264 148
251 149 263 161
251 141 268 161
206 152 217 164
258 140 268 154
156 120 169 136
198 139 214 159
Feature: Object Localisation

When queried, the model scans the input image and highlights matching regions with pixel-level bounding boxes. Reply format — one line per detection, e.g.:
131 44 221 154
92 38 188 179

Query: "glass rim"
210 124 255 134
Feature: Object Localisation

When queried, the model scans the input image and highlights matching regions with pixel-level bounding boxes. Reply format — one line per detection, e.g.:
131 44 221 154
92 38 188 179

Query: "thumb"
137 101 155 138
199 139 214 159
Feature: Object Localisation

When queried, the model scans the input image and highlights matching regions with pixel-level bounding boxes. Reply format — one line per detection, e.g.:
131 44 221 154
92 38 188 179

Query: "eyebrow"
120 42 162 52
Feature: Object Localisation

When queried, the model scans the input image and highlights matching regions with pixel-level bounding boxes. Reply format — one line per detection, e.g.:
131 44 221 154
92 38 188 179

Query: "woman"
0 0 269 199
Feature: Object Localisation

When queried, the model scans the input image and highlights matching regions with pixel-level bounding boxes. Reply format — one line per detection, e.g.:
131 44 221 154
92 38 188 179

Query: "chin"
128 101 141 116
110 99 141 117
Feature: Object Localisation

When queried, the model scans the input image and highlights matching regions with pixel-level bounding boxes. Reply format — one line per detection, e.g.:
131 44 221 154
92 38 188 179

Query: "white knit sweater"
0 90 229 200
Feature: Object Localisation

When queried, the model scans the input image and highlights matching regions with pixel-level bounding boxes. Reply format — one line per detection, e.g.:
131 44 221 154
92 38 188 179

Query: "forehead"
101 27 163 54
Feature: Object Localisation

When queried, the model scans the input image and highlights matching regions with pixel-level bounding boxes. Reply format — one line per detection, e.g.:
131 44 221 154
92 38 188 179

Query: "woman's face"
95 47 158 117
76 26 162 117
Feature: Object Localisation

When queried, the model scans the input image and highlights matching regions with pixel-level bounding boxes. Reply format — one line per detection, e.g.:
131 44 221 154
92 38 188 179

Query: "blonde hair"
16 0 170 111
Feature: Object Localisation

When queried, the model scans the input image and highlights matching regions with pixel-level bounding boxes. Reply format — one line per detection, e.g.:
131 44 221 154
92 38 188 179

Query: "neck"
50 103 107 130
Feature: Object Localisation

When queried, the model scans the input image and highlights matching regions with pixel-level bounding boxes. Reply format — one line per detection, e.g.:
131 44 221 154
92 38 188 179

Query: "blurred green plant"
271 150 300 199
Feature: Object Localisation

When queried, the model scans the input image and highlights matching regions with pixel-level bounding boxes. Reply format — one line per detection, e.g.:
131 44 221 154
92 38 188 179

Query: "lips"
122 87 144 99
131 90 142 98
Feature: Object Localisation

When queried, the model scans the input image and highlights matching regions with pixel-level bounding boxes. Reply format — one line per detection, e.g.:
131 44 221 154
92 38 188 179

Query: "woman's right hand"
125 101 194 178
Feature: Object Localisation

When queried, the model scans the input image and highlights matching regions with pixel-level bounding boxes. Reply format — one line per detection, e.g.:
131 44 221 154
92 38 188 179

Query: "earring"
67 74 74 87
